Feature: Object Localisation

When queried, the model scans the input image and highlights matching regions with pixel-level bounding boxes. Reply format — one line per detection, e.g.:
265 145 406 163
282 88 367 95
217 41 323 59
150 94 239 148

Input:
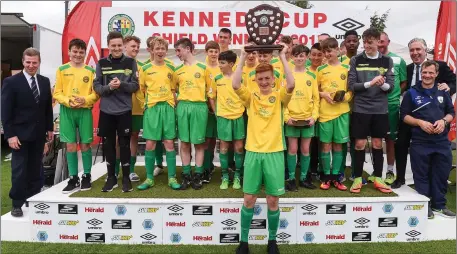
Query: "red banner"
434 1 456 141
62 1 112 145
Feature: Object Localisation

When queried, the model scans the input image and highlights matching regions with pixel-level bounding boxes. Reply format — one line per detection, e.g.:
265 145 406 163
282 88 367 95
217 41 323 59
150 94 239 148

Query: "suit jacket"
1 71 53 142
407 60 456 95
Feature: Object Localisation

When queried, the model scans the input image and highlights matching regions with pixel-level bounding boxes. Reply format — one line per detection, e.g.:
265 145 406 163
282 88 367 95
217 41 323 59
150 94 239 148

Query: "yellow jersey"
242 63 258 84
131 60 146 115
208 73 245 119
206 64 221 84
244 69 284 92
53 63 98 108
317 63 352 122
235 86 292 152
270 57 295 74
284 70 320 122
138 62 176 109
339 55 350 66
173 61 212 102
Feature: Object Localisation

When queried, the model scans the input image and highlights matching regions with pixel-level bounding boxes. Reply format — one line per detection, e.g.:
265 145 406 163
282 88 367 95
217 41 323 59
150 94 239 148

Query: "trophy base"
245 44 284 53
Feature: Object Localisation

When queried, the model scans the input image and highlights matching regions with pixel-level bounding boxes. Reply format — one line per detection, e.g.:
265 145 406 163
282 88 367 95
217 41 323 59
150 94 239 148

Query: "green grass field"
72 166 396 199
1 149 456 253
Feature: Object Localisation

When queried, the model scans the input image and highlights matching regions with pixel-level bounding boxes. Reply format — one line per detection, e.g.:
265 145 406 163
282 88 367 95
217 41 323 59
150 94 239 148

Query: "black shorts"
97 110 132 138
350 112 389 139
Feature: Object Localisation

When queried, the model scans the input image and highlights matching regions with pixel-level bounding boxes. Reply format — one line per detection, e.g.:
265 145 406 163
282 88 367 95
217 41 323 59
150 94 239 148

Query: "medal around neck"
244 4 285 53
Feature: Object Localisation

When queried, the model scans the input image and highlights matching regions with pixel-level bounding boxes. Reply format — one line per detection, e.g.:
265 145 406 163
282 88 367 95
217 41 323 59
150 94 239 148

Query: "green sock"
195 165 204 174
81 149 92 174
183 165 192 175
300 154 311 181
321 152 331 175
155 142 163 166
115 158 120 176
166 151 177 178
145 150 155 180
241 205 254 242
234 152 244 178
267 209 280 240
220 152 229 179
332 151 343 175
287 154 297 180
66 151 78 176
340 143 347 174
204 150 211 170
130 156 137 173
318 149 323 173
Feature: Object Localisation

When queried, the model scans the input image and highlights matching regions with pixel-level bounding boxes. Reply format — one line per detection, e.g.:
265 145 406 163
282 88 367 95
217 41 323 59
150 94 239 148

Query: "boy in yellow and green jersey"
143 36 176 178
284 45 320 191
136 37 181 190
270 35 295 74
174 38 212 190
233 43 295 254
122 35 144 182
208 50 245 190
202 41 221 183
317 38 352 191
53 39 99 193
244 50 284 92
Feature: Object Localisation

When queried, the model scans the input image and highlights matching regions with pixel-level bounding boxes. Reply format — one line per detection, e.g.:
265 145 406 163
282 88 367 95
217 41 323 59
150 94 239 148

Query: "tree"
370 9 390 32
286 0 313 9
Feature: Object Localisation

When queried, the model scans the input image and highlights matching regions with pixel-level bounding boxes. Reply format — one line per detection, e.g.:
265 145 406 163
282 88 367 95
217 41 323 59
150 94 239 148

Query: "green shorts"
387 103 399 141
285 124 315 138
318 113 350 144
59 105 93 144
143 102 176 141
206 113 217 138
177 101 208 144
243 151 285 196
132 115 144 132
217 116 246 141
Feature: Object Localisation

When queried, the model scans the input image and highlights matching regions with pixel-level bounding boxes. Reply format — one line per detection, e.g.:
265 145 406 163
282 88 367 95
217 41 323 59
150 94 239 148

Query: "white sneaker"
129 172 140 182
153 166 164 177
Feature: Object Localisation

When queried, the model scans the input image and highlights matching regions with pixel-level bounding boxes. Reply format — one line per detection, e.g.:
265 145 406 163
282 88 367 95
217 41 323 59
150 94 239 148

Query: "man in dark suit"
1 48 54 217
392 38 456 189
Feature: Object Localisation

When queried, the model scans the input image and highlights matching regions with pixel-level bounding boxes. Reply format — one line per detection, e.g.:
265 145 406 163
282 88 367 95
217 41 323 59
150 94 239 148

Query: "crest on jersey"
168 73 172 80
438 96 443 103
269 96 276 103
124 69 133 76
194 72 201 78
306 80 312 86
83 76 89 83
340 74 346 80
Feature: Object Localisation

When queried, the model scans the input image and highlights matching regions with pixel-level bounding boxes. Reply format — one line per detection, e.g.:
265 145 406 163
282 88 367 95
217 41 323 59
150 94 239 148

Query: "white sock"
387 164 394 172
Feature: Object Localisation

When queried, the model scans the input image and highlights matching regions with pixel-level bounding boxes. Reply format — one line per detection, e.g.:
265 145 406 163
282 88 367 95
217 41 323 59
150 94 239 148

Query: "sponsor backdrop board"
29 200 427 245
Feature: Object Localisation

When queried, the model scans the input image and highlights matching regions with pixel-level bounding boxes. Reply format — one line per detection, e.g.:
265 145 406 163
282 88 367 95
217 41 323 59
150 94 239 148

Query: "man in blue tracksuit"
400 60 455 219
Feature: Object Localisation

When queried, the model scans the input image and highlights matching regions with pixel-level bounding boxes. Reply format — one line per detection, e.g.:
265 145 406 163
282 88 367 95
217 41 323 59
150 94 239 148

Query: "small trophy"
244 4 285 52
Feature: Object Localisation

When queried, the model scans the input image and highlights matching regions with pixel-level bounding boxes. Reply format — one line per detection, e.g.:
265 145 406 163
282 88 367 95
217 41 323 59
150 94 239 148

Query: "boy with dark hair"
174 38 212 190
348 28 394 193
93 31 139 192
271 35 295 73
284 44 319 190
208 50 245 190
54 38 99 193
317 38 352 191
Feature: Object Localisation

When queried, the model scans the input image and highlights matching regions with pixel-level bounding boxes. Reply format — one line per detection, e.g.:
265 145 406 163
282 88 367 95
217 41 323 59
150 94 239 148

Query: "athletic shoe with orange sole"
332 180 347 191
374 177 393 193
320 181 331 190
350 177 363 193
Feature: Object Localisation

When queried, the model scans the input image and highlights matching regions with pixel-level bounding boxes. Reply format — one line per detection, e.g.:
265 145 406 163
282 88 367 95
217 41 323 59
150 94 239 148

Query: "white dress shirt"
411 59 427 87
23 70 40 95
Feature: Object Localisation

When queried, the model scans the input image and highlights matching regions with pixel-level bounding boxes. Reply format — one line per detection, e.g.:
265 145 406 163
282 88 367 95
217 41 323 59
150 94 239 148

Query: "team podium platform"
1 161 454 245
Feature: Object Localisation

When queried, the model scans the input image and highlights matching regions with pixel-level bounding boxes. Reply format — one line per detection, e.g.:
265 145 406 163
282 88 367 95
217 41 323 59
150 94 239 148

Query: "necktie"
31 76 40 103
415 64 420 86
